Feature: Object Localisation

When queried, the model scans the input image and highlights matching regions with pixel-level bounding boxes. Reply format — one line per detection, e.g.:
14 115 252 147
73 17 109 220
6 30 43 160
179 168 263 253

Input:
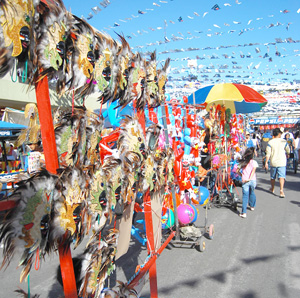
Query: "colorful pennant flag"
212 4 220 10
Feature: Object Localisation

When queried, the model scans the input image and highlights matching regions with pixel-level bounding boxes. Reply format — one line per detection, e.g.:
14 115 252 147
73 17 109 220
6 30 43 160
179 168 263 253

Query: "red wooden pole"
143 190 158 298
127 231 175 290
136 106 158 298
35 76 78 298
35 77 59 174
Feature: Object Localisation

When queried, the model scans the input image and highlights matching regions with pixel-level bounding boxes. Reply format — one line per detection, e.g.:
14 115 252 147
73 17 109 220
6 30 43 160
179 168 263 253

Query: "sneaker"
239 213 247 218
250 207 255 211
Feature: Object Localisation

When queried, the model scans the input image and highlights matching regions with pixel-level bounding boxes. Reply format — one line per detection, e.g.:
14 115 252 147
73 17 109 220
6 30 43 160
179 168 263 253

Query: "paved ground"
0 159 300 298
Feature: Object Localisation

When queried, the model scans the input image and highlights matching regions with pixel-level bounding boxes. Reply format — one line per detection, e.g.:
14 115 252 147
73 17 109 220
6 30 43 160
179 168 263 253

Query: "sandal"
279 192 285 198
268 188 275 194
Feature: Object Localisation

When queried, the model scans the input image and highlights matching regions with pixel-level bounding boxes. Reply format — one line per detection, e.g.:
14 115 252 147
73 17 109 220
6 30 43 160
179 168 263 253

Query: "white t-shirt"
252 138 258 147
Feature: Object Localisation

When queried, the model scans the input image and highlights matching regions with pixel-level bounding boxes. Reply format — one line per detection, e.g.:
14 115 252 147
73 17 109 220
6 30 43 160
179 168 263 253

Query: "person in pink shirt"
237 147 258 218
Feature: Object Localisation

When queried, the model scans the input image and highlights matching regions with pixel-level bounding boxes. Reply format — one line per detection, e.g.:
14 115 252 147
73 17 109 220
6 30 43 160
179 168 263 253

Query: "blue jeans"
242 180 256 214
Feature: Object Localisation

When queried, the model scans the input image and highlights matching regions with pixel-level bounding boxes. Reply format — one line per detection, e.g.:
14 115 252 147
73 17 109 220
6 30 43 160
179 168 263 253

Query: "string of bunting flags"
84 0 299 48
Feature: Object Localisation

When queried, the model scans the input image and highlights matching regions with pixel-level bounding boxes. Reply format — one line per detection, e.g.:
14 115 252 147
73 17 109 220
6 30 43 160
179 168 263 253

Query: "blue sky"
64 0 300 86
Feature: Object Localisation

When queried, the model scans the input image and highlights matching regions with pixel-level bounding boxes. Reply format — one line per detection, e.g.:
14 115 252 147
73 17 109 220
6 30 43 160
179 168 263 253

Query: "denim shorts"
270 166 286 179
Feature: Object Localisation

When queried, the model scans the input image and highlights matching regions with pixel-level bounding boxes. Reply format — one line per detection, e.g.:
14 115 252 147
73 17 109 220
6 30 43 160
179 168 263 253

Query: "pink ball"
177 204 195 225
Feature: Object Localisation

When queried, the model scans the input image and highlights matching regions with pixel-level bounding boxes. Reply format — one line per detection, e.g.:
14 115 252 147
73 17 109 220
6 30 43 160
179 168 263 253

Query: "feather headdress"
113 34 132 103
17 103 40 146
89 167 110 232
54 106 103 168
33 0 74 90
131 53 147 110
101 155 123 218
157 58 170 106
78 229 119 298
94 31 119 105
120 151 142 204
0 0 35 80
117 115 147 161
117 53 146 110
53 166 90 246
146 51 159 108
69 16 96 98
0 170 58 282
145 123 161 152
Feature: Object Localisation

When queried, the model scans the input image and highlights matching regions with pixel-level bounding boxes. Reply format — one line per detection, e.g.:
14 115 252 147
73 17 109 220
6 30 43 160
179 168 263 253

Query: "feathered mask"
0 0 35 80
33 0 74 93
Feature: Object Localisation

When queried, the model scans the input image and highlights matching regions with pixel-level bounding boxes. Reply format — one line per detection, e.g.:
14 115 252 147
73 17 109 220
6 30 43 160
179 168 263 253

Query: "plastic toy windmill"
187 83 267 114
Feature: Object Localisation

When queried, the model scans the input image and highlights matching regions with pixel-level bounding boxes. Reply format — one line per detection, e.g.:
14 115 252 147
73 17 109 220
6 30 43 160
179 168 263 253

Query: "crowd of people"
0 141 44 174
237 127 299 218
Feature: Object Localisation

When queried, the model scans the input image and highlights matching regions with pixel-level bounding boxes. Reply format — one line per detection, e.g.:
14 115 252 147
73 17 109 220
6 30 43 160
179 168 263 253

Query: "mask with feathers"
69 17 96 97
131 54 147 110
54 107 103 168
54 167 89 238
146 51 159 108
90 169 107 216
78 229 118 297
117 115 147 161
157 58 170 105
0 0 35 79
34 0 74 87
94 32 118 104
145 123 161 152
113 33 132 102
0 170 58 282
102 156 122 216
120 151 142 204
141 154 156 192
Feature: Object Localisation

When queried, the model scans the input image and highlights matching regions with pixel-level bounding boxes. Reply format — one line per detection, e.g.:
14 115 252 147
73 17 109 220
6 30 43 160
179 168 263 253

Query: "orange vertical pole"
143 189 158 298
35 76 78 298
137 109 158 298
35 77 59 174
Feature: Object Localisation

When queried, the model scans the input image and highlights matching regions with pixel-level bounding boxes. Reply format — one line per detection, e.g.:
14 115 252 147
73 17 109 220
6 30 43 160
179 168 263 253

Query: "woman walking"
238 147 258 218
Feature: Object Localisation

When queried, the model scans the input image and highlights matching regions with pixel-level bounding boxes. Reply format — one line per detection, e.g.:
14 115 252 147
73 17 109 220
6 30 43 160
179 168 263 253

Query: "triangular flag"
211 4 220 10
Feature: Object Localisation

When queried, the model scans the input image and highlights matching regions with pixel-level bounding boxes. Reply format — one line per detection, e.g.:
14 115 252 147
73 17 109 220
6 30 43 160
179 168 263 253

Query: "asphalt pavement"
0 158 300 298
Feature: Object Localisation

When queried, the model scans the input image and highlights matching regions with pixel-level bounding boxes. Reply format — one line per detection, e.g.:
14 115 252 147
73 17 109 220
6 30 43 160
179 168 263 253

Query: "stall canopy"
1 107 30 127
0 121 27 139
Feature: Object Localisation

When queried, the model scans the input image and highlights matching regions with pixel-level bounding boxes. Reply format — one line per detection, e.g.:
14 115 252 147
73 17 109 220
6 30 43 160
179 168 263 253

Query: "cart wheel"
233 201 238 211
208 224 214 240
196 239 206 252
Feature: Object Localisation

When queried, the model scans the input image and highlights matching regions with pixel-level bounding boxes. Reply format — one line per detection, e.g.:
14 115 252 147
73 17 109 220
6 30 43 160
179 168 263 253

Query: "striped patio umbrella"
188 83 267 114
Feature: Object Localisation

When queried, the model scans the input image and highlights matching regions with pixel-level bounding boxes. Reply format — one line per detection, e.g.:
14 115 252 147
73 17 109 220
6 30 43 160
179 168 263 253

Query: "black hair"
272 128 281 137
239 147 255 169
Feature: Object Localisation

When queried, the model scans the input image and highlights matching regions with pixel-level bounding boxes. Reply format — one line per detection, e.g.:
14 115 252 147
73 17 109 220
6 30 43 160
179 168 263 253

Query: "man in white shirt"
265 128 290 198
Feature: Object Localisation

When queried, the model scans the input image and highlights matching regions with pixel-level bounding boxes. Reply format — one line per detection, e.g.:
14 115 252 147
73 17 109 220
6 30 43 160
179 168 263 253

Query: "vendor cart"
0 121 26 200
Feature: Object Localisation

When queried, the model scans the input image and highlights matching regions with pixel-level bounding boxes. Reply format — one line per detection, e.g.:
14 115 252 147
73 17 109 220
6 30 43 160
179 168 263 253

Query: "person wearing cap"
24 141 45 175
265 128 290 198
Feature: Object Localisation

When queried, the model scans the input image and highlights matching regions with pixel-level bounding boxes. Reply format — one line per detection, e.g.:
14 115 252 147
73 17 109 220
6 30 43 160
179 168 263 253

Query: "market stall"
0 121 27 200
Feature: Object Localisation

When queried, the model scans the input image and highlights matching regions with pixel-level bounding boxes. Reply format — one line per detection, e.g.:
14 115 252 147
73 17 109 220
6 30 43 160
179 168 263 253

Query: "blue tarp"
0 121 27 130
0 121 26 138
